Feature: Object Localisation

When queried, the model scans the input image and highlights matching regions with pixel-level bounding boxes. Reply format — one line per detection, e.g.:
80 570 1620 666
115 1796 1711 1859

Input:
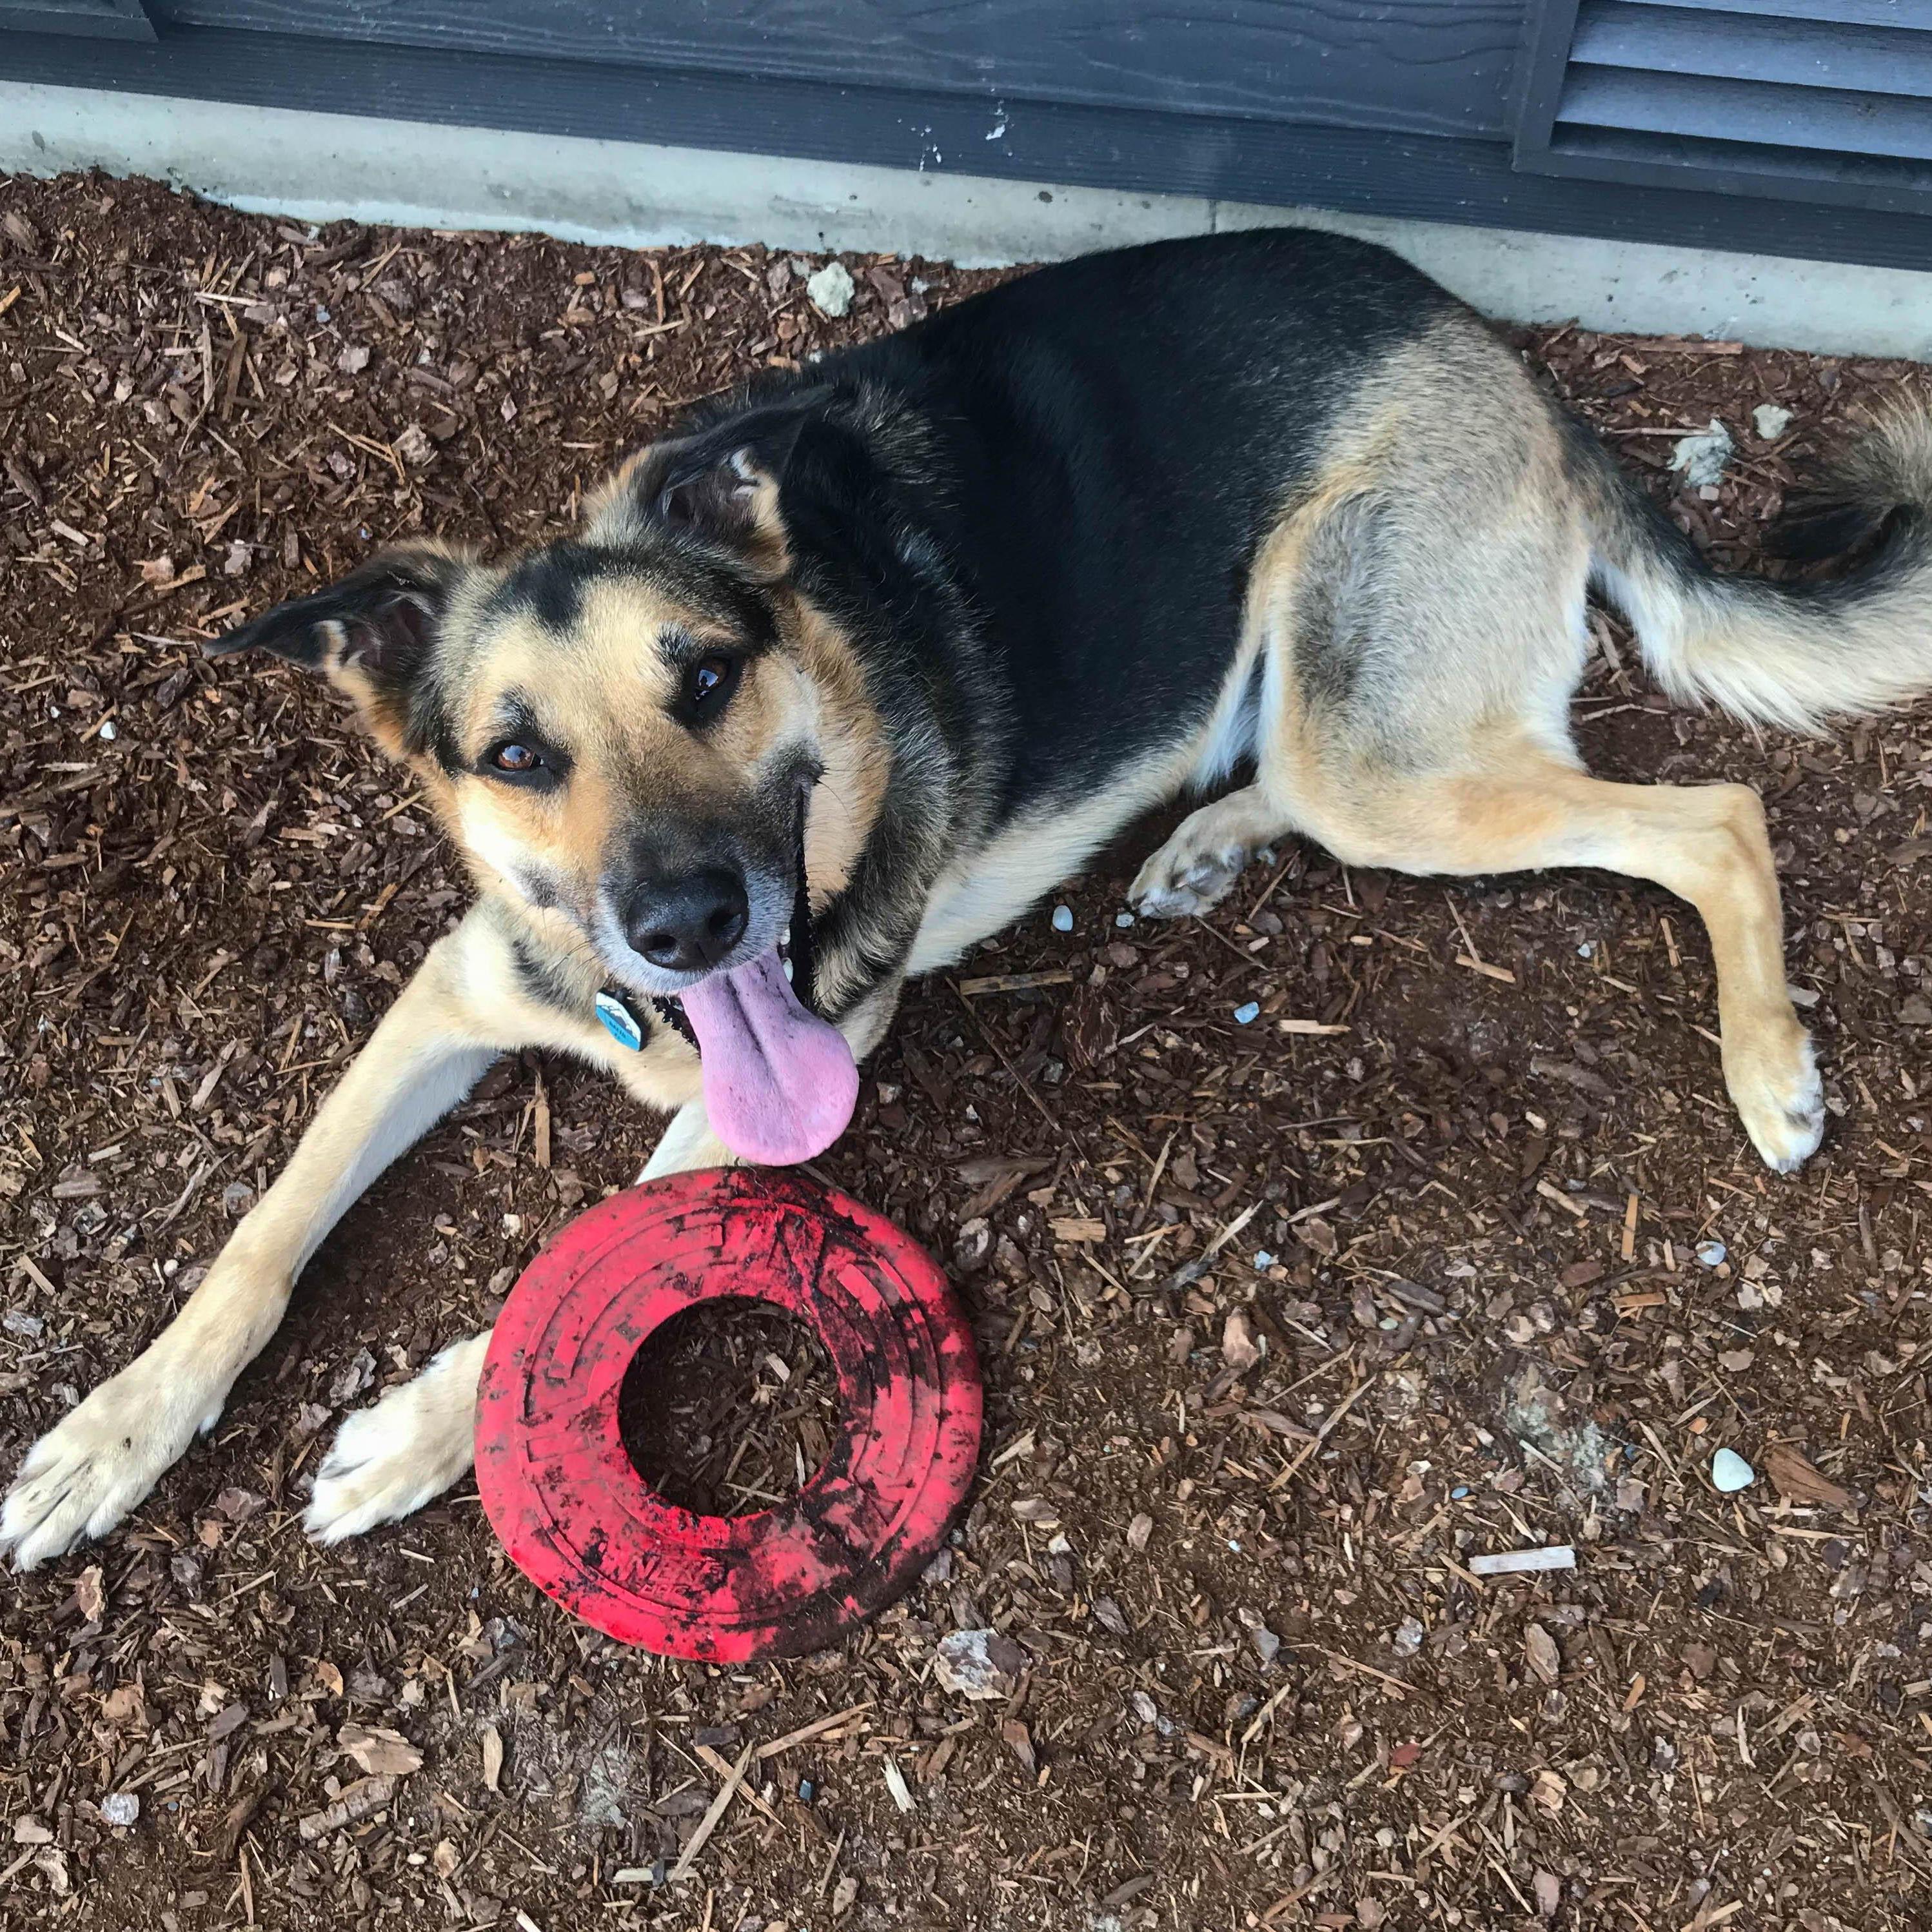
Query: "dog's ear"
205 544 469 752
626 393 829 570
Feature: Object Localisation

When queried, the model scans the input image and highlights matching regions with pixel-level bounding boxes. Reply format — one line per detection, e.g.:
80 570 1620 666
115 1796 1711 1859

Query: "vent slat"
1553 121 1932 197
1576 1 1932 98
1611 0 1920 27
1560 63 1932 159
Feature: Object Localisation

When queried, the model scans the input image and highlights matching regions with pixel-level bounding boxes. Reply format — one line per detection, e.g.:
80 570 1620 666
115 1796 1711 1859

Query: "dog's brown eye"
493 742 540 774
679 653 741 724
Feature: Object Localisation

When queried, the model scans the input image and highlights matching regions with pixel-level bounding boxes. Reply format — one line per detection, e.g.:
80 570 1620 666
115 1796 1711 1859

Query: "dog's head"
211 393 887 1009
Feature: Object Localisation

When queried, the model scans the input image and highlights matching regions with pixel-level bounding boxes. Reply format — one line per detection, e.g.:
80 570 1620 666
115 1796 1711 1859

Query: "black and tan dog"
8 228 1931 1566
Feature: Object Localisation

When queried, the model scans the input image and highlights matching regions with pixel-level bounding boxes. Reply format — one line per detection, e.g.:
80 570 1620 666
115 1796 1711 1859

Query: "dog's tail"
1580 402 1932 733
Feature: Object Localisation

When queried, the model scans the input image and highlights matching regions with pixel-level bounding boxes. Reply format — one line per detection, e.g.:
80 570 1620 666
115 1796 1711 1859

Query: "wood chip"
338 1722 423 1777
956 969 1074 996
1468 1545 1577 1576
297 1775 396 1841
1763 1443 1853 1509
1050 1217 1108 1244
756 1702 873 1759
667 1740 754 1882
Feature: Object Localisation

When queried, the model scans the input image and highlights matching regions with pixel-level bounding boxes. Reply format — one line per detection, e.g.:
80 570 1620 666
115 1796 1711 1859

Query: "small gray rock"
1670 419 1733 490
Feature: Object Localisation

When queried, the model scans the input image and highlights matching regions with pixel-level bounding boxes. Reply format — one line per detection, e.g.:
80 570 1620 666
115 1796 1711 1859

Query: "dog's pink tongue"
677 950 858 1165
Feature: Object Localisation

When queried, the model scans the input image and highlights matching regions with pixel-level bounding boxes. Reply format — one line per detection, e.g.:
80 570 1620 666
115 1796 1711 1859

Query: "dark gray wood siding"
148 1 1523 137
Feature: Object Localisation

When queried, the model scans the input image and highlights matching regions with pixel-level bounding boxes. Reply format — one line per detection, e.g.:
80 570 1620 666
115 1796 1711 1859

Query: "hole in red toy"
616 1297 837 1517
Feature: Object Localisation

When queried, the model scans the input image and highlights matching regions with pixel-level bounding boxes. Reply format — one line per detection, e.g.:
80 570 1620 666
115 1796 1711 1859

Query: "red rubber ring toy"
475 1168 981 1661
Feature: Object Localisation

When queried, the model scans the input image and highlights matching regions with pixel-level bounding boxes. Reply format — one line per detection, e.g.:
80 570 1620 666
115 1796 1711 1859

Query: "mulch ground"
2 172 1929 1932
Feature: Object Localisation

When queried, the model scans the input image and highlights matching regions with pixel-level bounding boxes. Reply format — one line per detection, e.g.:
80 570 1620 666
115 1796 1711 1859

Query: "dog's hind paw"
0 1365 218 1570
1728 1029 1826 1174
1130 837 1271 921
305 1334 488 1545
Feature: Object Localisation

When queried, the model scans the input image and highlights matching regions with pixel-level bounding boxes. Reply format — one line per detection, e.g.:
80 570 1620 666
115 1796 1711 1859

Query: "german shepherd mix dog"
7 229 1932 1566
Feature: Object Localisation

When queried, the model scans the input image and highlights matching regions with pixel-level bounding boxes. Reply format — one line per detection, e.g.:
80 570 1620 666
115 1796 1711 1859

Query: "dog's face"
213 399 885 1001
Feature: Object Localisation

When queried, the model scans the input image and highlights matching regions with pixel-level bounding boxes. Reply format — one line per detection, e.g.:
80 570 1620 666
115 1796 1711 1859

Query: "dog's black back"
796 229 1462 811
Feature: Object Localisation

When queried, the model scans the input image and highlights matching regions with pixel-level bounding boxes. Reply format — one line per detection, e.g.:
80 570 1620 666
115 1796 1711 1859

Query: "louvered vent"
1513 0 1932 215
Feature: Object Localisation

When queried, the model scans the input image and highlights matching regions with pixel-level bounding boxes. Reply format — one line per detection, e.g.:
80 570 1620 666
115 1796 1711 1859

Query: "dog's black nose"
625 869 749 973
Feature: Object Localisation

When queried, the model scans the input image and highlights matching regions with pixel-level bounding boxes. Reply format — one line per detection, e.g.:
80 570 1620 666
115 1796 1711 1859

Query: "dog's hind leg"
1296 746 1820 1173
1129 784 1293 919
0 908 541 1569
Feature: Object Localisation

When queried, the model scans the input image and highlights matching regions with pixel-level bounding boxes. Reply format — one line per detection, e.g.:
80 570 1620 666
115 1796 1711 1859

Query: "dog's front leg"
304 1330 492 1544
306 976 907 1545
636 1098 738 1181
305 1070 731 1545
0 914 513 1570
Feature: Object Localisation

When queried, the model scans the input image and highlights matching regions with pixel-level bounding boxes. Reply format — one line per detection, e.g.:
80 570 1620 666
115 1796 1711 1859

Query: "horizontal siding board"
0 0 152 37
1559 63 1932 160
141 0 1524 139
1573 1 1932 99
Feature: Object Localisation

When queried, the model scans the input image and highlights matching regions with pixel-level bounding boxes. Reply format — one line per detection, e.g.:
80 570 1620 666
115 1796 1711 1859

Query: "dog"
6 226 1931 1569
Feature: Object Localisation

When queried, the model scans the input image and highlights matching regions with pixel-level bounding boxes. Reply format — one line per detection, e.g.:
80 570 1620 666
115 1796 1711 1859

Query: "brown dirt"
618 1301 837 1519
3 172 1929 1932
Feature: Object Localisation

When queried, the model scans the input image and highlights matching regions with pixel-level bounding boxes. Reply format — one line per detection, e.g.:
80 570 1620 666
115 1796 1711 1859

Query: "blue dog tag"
595 989 645 1051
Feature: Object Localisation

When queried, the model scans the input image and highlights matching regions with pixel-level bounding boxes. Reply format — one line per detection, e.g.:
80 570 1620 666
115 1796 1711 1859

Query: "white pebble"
1050 905 1074 932
806 262 855 319
1114 912 1135 928
1711 1447 1755 1493
1695 1239 1727 1268
101 1793 139 1828
1670 419 1733 490
1233 1001 1261 1025
1753 403 1793 441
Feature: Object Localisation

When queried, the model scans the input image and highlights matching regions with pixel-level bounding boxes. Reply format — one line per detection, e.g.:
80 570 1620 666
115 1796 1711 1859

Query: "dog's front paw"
1130 836 1270 920
305 1336 486 1545
0 1366 219 1570
1727 1027 1825 1174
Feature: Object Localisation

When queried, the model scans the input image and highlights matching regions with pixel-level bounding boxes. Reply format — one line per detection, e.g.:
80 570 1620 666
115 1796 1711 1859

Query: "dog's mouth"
648 798 858 1167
